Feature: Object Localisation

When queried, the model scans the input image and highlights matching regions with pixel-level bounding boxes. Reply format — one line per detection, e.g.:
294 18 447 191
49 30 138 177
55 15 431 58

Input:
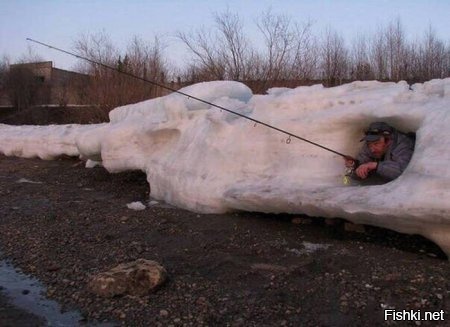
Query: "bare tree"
405 40 420 81
351 34 374 80
177 9 256 82
74 32 118 71
419 26 448 80
256 9 295 82
177 28 226 81
369 28 388 80
121 36 168 99
0 55 10 89
446 42 450 78
178 9 443 91
252 11 319 90
319 28 349 86
214 10 251 80
126 36 167 81
17 45 44 64
74 31 119 117
290 20 318 81
384 18 408 81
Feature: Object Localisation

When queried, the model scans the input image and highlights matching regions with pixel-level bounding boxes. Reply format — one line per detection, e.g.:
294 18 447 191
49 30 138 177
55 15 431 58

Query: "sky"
1 0 450 71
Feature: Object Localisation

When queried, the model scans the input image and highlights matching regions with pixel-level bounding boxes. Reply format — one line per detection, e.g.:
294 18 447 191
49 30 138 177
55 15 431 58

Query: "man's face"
367 137 390 158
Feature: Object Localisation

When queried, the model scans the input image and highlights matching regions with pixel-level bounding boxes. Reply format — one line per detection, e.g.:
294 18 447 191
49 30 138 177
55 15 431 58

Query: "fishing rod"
27 37 352 159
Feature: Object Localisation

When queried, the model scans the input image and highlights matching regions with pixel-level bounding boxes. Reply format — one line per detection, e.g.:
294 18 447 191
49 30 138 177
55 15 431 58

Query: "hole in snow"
345 120 417 186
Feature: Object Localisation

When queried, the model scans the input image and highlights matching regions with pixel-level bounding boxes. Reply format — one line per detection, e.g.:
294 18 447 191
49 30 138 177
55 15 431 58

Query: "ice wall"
1 80 449 255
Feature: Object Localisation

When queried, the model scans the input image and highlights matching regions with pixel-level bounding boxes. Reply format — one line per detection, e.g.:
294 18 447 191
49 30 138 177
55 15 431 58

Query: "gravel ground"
0 154 449 327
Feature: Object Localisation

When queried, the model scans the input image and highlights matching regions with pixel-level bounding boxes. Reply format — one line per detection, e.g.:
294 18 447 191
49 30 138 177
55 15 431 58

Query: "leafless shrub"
5 49 46 111
17 45 44 64
6 66 40 110
73 32 168 118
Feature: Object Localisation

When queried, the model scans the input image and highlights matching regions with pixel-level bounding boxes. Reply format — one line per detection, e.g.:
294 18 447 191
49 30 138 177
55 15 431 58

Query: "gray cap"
360 122 394 142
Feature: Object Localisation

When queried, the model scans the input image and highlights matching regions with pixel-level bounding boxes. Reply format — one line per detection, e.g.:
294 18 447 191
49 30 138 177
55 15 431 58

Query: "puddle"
0 259 115 326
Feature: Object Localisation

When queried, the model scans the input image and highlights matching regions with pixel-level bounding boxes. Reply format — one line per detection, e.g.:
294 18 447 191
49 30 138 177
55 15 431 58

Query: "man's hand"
355 162 378 179
344 157 356 168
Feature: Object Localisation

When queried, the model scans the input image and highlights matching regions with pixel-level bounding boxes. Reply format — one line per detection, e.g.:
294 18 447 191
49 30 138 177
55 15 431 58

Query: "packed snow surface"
1 79 450 254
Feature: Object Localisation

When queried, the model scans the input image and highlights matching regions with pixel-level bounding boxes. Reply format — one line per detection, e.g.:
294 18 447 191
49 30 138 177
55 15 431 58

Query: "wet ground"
0 258 92 326
0 155 449 326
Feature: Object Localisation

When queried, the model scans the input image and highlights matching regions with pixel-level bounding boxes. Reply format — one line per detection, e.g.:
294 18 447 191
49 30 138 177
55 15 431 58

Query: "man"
345 122 415 183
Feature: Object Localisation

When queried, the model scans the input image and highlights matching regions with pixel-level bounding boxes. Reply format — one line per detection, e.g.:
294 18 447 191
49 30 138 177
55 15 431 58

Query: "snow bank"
0 123 105 160
1 79 450 255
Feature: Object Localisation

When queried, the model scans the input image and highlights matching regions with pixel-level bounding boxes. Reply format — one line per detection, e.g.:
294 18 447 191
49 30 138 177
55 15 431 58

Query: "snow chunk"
287 242 331 255
126 201 146 211
85 159 102 168
109 81 252 123
16 178 42 184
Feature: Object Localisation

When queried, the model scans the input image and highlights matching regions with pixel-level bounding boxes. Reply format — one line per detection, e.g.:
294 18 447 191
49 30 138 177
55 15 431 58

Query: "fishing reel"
343 166 355 185
342 158 357 185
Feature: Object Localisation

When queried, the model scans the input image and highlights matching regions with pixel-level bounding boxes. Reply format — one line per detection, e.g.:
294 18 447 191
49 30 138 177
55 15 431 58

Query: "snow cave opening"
346 119 418 186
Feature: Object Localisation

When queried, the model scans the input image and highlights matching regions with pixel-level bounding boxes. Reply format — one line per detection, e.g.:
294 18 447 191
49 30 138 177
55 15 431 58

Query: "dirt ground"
0 154 449 327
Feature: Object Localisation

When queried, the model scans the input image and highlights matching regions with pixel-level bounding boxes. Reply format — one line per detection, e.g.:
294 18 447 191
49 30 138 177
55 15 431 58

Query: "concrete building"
1 61 90 108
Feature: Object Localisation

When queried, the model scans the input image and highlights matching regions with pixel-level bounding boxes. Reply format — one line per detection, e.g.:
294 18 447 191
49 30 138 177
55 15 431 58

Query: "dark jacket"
355 131 415 181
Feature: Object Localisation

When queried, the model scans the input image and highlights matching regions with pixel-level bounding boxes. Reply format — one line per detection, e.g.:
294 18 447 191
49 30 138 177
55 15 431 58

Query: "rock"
344 222 366 233
291 217 312 225
87 259 167 298
160 309 169 317
291 217 303 224
384 273 401 282
46 263 61 272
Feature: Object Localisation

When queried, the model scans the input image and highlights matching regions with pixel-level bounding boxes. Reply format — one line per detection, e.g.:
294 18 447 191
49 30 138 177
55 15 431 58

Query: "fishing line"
27 38 351 159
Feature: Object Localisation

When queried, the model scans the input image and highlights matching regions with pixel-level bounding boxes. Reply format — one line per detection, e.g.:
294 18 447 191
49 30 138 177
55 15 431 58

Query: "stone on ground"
88 259 167 297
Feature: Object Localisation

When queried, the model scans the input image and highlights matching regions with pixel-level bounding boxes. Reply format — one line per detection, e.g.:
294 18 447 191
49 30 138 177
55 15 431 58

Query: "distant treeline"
1 11 449 118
